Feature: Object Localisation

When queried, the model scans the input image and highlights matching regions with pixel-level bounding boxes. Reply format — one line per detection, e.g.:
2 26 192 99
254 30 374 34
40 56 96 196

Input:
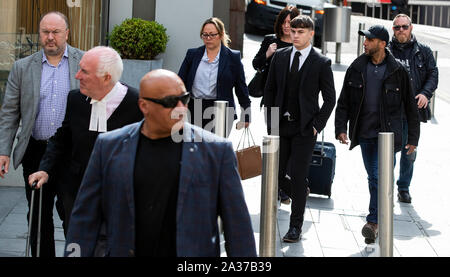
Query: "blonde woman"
178 17 251 136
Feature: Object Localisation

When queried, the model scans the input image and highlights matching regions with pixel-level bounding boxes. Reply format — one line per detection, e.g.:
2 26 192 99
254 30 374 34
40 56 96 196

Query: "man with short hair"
264 15 336 243
64 69 256 257
28 46 143 235
388 14 438 203
335 25 420 244
0 11 84 256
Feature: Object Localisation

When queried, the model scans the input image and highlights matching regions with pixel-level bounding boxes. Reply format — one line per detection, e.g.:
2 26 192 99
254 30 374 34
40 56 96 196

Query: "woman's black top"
252 34 293 72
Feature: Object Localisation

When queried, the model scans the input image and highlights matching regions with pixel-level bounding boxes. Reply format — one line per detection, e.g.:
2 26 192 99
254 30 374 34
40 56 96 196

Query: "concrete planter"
120 58 163 89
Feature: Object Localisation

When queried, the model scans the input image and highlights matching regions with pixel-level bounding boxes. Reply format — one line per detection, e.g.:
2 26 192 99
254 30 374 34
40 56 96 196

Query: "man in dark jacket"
265 15 336 243
388 14 438 203
335 25 420 244
28 47 143 235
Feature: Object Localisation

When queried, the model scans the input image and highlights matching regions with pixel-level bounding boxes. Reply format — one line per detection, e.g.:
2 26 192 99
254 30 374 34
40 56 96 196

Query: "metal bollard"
259 135 280 257
214 101 228 138
336 42 342 64
357 23 365 57
378 132 394 257
430 51 437 119
214 101 228 235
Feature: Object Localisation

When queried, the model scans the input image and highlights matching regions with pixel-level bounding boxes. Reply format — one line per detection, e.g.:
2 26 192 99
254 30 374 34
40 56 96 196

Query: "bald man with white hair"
29 46 143 235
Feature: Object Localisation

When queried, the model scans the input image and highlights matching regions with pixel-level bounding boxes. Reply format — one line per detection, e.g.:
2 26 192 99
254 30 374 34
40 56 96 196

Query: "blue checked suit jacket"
64 121 256 257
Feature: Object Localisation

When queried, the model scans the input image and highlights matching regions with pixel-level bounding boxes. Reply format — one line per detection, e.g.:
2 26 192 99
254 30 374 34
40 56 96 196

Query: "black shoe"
398 191 412 203
283 227 301 243
279 189 291 205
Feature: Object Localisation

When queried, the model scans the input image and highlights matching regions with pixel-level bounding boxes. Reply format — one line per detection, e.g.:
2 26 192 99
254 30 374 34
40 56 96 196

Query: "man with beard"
388 14 438 203
0 11 83 256
335 25 420 244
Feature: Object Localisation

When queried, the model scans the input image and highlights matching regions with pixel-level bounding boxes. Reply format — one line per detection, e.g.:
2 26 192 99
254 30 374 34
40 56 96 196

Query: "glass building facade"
0 0 104 105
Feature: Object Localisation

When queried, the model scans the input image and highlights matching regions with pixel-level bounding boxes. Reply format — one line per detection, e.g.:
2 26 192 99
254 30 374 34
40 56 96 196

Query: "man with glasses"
335 25 420 244
388 14 438 204
0 11 83 256
64 69 256 257
28 46 142 243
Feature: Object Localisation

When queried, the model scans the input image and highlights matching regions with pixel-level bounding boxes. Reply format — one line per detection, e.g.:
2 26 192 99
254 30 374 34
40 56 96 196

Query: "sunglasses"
393 24 410 31
142 92 190 108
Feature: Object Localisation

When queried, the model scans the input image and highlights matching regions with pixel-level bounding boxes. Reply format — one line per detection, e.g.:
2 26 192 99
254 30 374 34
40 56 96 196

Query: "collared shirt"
191 48 220 99
33 46 71 140
289 44 312 72
89 82 128 132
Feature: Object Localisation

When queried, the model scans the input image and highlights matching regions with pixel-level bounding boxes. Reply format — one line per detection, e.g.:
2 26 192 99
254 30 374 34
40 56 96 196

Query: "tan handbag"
235 128 262 180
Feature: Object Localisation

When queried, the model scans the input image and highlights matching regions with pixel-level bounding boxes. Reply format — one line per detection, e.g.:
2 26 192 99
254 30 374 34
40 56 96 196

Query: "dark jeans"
21 137 65 257
279 119 317 230
359 137 397 224
396 119 416 192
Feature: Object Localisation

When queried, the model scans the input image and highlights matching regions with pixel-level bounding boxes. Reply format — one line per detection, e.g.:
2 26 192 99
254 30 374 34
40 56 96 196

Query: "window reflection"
0 0 103 105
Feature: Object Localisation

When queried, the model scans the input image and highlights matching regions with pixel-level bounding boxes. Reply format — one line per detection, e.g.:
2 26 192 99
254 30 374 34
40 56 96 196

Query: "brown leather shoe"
362 222 378 244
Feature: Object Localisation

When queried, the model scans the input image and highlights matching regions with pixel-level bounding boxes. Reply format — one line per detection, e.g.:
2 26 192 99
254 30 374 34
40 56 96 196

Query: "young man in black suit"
264 15 336 242
28 46 143 235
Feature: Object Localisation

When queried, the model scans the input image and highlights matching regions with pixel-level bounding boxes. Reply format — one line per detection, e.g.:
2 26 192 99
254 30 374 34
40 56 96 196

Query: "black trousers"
278 119 317 230
188 97 234 137
21 137 65 257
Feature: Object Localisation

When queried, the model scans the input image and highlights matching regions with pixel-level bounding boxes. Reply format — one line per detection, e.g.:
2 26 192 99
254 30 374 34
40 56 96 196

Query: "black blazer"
39 85 143 191
178 44 251 120
264 46 336 136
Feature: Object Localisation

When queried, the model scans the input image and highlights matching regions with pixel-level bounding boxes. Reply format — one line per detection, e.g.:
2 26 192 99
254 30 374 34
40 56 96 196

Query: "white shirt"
89 82 128 132
192 47 221 99
289 44 312 72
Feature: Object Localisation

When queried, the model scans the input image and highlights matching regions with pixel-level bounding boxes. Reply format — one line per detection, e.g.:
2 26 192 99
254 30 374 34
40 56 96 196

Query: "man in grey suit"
0 11 84 257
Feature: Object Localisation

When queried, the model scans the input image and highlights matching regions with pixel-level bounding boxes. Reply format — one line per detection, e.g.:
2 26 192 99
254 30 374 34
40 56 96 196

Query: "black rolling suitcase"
307 133 336 198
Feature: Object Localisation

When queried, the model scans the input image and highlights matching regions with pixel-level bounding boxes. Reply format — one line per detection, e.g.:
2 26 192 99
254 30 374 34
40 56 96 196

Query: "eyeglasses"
201 33 219 39
142 92 190 108
40 29 65 36
393 25 410 31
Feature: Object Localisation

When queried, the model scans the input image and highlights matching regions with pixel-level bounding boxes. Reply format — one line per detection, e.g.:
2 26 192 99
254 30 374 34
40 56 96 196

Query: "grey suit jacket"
0 45 84 169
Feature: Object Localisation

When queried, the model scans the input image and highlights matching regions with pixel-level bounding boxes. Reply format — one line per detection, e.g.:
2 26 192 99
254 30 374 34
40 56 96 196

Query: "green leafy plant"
109 18 168 60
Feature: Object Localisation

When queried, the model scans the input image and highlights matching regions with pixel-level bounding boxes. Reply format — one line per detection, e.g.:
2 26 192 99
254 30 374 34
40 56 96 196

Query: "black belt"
31 137 49 145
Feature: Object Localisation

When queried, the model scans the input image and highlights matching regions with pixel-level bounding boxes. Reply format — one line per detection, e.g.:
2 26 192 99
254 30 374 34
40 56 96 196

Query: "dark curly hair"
274 6 300 38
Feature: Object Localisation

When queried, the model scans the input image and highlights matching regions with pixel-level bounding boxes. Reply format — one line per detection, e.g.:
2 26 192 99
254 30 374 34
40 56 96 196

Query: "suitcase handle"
319 130 325 157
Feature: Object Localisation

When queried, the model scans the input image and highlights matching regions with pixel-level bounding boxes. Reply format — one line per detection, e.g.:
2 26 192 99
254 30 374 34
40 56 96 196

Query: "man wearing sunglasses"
388 14 439 204
64 69 256 257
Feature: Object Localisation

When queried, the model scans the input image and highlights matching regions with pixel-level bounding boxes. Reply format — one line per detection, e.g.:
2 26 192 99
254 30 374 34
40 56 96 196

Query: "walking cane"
25 181 42 257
